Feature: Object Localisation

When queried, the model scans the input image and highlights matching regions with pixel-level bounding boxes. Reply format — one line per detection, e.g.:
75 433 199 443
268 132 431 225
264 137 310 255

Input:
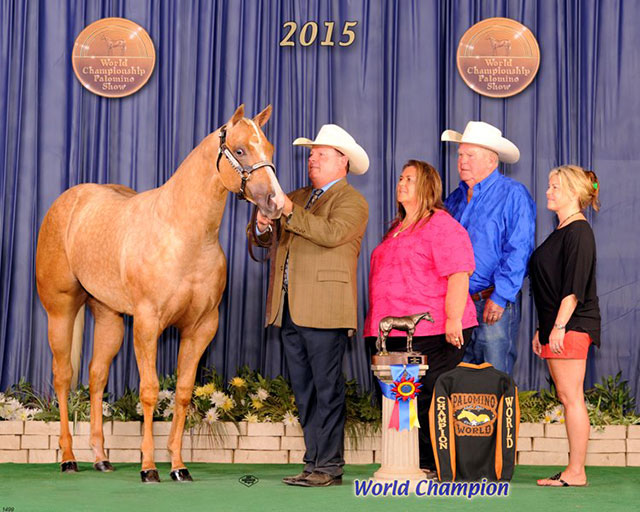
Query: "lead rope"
247 205 280 263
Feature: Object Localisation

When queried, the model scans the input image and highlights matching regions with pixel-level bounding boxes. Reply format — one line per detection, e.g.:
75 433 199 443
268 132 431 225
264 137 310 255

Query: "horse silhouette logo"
487 35 511 55
102 33 127 55
451 393 498 436
457 406 492 426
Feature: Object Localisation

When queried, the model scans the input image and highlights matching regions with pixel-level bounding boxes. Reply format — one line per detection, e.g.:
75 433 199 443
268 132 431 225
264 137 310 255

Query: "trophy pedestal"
371 353 428 486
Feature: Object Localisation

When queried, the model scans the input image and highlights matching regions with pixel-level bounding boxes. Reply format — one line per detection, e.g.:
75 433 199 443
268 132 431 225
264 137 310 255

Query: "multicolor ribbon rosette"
377 364 422 431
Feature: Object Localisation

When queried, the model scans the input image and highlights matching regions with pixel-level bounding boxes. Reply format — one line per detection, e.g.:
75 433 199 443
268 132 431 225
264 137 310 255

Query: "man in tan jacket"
254 124 369 487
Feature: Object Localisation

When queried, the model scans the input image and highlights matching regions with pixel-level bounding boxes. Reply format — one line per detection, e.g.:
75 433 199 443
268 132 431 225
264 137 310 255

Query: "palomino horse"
376 312 434 354
35 105 285 483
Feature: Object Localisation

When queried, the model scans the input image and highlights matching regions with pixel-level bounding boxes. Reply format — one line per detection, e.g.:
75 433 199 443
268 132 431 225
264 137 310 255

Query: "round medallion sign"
72 17 156 98
457 17 540 98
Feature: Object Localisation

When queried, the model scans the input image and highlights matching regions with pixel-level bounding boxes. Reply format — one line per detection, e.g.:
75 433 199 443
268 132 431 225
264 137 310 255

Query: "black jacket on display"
429 362 520 481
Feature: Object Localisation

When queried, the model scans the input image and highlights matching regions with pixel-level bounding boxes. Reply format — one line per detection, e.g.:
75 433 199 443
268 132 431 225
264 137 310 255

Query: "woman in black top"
530 165 600 487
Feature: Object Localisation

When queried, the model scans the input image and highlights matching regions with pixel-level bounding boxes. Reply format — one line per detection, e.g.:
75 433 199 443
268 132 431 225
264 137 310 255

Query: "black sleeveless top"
529 220 601 346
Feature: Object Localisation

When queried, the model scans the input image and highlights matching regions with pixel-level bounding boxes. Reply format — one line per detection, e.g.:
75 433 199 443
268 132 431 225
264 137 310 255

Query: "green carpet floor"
0 463 638 512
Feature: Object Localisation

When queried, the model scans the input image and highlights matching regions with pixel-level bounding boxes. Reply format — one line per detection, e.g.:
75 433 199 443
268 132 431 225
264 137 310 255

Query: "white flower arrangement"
204 407 220 424
0 368 381 429
243 412 259 423
0 397 40 421
543 404 565 424
283 411 300 427
209 391 228 408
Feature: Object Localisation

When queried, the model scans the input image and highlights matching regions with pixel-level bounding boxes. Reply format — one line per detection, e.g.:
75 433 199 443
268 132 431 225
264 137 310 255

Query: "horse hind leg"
36 196 88 471
42 289 87 472
87 298 124 472
378 324 390 354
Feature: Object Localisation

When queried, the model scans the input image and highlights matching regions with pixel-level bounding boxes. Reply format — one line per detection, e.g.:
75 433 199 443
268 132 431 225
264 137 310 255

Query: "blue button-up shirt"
445 170 536 307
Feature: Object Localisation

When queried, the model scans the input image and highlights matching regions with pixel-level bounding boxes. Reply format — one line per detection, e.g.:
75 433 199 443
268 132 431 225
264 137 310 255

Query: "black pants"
366 328 473 469
281 298 348 477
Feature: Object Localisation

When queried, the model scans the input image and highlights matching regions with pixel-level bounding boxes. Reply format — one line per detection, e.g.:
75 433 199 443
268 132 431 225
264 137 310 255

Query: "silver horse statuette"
376 312 434 354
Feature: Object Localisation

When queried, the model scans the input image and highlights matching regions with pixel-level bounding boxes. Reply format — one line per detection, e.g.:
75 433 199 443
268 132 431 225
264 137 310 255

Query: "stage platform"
0 463 638 511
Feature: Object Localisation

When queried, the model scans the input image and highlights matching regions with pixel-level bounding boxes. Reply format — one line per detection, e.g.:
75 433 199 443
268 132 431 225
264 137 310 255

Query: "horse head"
414 311 435 324
217 105 285 219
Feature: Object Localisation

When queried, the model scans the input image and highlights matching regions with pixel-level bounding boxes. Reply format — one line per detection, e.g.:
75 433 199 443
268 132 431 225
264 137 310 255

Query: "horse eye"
235 148 244 157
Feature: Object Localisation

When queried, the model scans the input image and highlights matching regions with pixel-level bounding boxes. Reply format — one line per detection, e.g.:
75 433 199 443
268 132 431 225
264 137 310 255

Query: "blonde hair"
549 164 600 212
385 160 444 238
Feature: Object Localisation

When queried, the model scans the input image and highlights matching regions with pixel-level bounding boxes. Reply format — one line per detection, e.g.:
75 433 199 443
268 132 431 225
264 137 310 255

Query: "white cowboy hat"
293 124 370 175
441 121 520 164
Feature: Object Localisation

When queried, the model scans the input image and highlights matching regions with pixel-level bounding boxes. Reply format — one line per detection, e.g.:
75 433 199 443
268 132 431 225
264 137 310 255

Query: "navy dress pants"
281 297 348 477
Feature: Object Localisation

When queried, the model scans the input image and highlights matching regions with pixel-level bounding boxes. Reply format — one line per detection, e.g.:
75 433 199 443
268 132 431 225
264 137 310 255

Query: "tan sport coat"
260 178 368 329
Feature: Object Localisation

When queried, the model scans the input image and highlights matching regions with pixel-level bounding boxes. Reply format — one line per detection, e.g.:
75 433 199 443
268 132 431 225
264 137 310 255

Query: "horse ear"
229 104 245 126
253 105 272 127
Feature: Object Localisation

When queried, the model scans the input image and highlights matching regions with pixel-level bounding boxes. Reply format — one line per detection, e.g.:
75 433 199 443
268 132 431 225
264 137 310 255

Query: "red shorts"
541 330 592 359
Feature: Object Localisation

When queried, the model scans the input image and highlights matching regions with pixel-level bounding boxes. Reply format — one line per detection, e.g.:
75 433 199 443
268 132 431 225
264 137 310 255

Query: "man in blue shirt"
442 121 535 375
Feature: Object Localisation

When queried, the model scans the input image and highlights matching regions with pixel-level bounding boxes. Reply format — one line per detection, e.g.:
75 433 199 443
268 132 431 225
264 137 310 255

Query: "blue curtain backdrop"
1 0 638 404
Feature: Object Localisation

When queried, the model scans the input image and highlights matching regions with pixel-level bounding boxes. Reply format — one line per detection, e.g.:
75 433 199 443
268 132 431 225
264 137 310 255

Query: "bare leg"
132 309 161 483
537 358 589 486
87 298 124 471
168 312 219 481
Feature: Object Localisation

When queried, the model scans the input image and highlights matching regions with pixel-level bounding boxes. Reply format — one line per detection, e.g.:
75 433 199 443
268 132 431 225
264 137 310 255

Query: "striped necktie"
305 188 323 209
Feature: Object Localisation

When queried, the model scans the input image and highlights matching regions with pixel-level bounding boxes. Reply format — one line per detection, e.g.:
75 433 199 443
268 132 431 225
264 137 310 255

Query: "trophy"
370 313 431 486
372 311 433 363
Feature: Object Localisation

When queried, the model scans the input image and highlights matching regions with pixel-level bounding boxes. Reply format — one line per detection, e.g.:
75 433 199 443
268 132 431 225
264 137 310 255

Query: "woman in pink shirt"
365 160 477 476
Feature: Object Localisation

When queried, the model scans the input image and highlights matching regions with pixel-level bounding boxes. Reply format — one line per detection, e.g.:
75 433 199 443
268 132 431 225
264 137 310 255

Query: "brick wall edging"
2 421 639 466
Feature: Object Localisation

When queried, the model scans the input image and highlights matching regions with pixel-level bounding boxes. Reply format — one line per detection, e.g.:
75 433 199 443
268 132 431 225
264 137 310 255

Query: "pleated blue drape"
1 0 638 405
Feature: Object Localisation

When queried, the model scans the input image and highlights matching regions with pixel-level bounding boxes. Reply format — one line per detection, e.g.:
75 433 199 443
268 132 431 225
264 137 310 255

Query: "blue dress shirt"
445 170 536 308
318 177 343 194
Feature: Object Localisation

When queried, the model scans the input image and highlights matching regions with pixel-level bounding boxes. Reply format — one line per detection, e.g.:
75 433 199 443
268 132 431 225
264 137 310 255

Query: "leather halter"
216 124 277 200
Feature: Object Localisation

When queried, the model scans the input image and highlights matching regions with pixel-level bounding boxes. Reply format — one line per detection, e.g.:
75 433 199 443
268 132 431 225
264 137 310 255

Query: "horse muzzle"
255 191 284 220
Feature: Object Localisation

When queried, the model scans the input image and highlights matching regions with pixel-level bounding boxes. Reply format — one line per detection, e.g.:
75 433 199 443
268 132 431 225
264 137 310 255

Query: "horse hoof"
61 461 79 473
94 460 115 472
140 469 161 483
170 468 193 482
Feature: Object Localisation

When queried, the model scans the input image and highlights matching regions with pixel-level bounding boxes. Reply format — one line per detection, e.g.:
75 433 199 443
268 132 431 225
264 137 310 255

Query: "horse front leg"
132 312 161 483
168 313 219 482
406 329 415 353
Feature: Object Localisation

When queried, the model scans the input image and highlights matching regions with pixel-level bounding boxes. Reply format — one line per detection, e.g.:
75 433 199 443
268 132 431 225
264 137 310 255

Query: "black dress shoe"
296 471 342 487
282 471 311 485
421 468 438 479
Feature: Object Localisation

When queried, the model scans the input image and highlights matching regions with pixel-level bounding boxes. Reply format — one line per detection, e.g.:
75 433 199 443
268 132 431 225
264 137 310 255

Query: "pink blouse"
364 210 478 337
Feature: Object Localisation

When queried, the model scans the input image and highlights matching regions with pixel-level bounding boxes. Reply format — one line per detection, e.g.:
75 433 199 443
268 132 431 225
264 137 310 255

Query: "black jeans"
366 328 473 469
